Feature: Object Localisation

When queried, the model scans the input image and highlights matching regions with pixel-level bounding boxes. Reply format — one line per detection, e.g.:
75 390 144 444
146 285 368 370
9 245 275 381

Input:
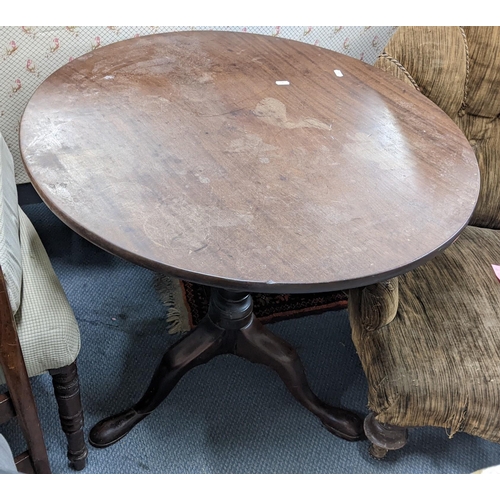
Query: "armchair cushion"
0 209 80 385
350 225 500 442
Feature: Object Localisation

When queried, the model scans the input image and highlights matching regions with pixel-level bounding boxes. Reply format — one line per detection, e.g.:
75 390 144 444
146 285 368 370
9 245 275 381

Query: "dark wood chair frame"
0 268 88 473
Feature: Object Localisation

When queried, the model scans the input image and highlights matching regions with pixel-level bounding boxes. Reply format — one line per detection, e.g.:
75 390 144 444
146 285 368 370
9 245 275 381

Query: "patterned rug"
154 274 348 334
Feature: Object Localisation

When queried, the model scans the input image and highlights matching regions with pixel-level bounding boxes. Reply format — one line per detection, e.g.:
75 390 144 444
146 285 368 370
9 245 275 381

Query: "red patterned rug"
154 274 348 334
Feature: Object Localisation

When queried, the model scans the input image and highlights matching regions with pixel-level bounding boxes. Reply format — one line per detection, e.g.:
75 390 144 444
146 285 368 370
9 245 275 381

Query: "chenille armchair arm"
349 26 500 458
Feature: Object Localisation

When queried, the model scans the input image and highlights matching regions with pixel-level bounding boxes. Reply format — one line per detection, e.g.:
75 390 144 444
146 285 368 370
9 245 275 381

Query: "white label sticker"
275 81 290 85
334 70 343 77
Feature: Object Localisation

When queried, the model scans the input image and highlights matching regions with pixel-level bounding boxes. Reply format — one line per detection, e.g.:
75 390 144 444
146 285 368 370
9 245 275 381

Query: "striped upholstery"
349 27 500 443
350 226 500 442
374 26 500 229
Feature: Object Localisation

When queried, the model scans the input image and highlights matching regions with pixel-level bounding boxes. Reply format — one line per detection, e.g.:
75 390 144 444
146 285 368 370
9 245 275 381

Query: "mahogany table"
19 31 480 449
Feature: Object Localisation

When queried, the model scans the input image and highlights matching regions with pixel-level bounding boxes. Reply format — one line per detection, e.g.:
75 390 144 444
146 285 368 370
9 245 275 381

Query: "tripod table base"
89 288 365 448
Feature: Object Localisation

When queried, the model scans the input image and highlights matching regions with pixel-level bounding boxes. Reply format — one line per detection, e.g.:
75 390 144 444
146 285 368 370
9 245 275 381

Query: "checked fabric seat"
348 26 500 457
0 133 87 472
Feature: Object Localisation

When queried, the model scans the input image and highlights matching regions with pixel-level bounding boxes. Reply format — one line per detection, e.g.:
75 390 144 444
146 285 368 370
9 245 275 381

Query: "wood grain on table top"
20 31 480 293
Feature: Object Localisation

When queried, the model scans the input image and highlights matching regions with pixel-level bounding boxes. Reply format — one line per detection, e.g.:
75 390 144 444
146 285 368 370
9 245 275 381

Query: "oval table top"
20 31 480 293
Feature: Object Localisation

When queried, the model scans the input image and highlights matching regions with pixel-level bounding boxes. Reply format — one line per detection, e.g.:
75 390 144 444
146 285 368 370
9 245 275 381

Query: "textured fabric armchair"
0 133 87 472
349 26 500 457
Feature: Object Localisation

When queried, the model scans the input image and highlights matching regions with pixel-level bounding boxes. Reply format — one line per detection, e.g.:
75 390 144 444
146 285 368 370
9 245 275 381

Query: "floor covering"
2 202 500 474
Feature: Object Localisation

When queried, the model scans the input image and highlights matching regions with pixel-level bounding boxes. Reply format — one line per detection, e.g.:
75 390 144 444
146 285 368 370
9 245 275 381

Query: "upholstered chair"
0 133 88 472
349 26 500 457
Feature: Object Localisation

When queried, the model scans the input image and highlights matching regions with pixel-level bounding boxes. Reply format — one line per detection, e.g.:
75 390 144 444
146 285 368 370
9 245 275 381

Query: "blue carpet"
2 202 500 474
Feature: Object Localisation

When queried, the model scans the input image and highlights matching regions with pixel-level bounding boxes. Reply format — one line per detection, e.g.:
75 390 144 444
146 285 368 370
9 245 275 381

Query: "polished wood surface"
49 363 88 471
19 31 480 293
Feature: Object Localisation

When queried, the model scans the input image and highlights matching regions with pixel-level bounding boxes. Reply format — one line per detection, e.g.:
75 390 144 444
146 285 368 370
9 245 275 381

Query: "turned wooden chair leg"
49 362 88 471
363 412 409 459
